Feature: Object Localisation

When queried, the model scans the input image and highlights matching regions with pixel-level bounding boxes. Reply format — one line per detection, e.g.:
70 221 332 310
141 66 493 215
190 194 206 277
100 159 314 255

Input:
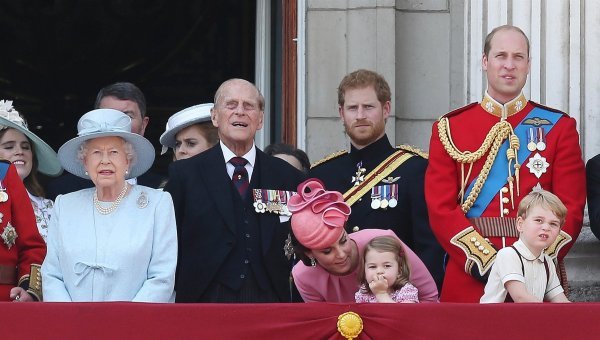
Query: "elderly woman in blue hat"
159 103 218 161
42 108 177 302
0 101 62 242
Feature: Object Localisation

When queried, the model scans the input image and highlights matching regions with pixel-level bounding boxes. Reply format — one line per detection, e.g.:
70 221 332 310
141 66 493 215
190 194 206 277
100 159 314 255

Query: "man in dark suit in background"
46 82 163 199
165 78 304 303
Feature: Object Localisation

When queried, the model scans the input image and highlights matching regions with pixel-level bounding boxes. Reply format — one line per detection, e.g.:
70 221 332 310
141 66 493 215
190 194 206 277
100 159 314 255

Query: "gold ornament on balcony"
337 311 363 340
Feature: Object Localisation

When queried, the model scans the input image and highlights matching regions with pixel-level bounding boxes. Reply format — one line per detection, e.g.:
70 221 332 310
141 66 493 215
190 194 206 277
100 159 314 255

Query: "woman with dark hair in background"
264 143 310 173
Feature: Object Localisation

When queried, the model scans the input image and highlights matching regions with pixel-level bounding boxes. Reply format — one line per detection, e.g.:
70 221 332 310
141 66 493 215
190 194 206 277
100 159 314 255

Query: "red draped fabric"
3 302 599 339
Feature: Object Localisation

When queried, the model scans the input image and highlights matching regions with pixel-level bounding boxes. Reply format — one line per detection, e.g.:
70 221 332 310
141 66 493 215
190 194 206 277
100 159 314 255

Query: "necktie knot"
230 156 248 168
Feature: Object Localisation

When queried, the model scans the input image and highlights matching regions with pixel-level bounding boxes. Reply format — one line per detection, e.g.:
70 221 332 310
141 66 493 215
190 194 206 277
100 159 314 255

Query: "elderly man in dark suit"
165 79 304 303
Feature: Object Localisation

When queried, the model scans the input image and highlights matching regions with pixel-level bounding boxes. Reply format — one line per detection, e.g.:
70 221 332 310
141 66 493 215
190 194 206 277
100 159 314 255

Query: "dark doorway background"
0 0 256 178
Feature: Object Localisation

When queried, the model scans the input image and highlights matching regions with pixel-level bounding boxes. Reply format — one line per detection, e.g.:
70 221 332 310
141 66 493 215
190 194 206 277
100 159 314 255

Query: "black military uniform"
310 134 445 290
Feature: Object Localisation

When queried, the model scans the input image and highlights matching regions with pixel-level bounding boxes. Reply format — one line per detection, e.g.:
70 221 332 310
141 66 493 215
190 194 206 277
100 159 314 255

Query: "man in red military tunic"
0 158 46 301
425 25 585 302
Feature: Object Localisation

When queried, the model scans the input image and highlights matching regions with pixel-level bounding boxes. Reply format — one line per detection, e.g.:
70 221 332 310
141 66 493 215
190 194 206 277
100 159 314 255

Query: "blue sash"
465 106 562 217
0 161 8 181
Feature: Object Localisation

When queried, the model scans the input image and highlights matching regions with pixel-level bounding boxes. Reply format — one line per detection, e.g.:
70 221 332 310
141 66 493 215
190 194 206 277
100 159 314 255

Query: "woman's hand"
10 287 34 302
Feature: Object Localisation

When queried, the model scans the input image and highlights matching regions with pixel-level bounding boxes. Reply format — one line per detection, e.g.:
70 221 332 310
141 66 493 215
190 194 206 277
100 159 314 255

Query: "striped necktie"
229 157 249 198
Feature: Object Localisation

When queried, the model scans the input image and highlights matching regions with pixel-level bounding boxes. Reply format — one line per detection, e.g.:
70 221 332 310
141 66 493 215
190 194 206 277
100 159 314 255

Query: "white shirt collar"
220 141 257 180
513 239 546 262
219 141 256 166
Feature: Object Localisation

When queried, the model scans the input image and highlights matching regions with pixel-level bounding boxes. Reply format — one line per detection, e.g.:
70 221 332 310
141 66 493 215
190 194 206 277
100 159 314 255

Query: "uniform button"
503 208 509 215
474 241 481 247
483 249 490 255
240 274 245 279
244 220 249 224
501 187 509 193
244 259 249 264
245 233 250 238
470 237 477 243
478 245 485 251
502 197 509 204
352 226 360 232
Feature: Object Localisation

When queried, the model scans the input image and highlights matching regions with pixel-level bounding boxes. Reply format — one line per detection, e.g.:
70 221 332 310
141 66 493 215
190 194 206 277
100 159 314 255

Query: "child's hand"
368 274 389 295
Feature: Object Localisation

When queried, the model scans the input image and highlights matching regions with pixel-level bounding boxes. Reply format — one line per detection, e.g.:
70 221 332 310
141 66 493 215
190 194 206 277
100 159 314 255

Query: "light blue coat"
42 185 177 302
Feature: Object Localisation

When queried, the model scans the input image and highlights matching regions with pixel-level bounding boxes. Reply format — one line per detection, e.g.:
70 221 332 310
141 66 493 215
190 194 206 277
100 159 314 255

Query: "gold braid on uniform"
437 117 520 213
397 144 428 159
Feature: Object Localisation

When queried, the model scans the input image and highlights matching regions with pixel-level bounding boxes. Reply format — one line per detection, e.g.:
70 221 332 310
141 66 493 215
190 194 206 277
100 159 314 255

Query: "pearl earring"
84 171 88 176
310 258 316 267
125 169 129 175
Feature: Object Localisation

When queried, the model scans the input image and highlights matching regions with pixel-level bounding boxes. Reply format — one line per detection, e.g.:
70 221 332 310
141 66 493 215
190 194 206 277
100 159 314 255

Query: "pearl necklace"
94 184 129 215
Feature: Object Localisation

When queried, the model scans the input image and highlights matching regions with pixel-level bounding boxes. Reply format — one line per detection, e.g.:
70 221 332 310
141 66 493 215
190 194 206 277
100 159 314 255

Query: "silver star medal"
1 222 17 249
526 153 549 179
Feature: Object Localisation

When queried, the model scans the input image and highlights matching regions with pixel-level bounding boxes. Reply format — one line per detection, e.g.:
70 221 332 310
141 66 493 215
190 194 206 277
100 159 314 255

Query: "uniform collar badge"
481 92 527 119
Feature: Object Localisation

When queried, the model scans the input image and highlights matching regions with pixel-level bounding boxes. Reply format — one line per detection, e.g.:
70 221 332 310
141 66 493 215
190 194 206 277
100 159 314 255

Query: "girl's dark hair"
357 236 411 293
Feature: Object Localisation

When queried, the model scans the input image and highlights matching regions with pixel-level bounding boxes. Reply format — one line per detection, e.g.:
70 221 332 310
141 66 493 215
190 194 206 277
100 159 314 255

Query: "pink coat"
292 229 439 302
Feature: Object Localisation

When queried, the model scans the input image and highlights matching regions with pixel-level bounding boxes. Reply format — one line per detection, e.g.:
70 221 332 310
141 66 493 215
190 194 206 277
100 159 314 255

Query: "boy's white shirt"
480 239 563 303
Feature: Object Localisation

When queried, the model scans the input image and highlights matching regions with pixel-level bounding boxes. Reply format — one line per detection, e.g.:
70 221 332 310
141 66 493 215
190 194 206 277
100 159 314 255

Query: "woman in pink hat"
289 179 439 302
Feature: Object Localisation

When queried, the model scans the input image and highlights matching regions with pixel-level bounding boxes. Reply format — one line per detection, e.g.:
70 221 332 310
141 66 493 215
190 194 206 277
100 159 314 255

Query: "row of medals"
253 189 292 216
527 127 546 152
371 193 398 210
370 184 398 210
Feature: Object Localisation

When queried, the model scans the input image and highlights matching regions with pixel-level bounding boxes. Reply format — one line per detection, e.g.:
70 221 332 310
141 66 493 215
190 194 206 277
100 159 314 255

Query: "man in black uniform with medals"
310 69 444 289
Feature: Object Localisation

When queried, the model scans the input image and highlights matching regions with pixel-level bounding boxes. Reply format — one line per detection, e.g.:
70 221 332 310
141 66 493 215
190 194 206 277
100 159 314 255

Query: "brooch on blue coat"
137 191 148 209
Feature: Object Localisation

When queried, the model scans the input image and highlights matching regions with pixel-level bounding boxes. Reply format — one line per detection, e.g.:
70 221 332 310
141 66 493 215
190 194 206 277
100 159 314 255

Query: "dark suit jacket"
45 171 164 200
587 154 600 240
164 144 305 302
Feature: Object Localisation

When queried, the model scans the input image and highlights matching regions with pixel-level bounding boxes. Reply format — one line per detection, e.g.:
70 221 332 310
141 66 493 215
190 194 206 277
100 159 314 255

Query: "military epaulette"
438 102 479 120
530 101 570 116
310 150 348 169
396 144 428 159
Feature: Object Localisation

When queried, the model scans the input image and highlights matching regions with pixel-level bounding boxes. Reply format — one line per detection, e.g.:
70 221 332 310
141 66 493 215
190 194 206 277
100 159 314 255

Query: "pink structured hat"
288 179 351 250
